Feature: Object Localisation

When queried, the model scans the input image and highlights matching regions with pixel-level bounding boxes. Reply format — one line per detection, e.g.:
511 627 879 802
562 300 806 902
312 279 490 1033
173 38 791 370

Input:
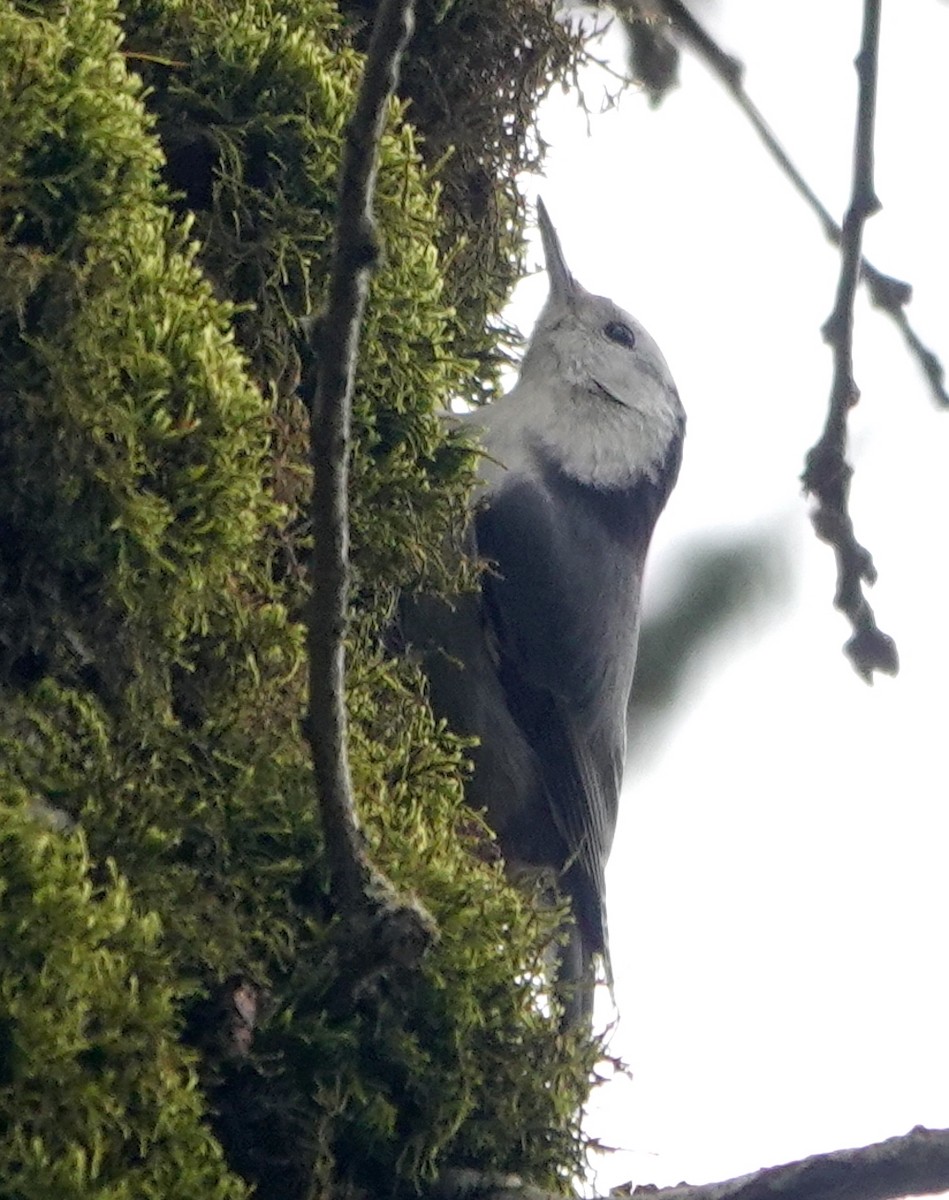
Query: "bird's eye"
604 321 636 349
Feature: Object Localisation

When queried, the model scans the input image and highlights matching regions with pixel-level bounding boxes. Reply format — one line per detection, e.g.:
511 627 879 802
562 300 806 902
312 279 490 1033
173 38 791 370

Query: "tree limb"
661 0 947 409
304 0 436 969
432 1126 949 1200
655 0 904 678
799 0 897 681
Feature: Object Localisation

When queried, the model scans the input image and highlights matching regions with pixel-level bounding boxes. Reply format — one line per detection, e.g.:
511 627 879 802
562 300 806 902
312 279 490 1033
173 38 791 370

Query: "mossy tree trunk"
0 1 596 1197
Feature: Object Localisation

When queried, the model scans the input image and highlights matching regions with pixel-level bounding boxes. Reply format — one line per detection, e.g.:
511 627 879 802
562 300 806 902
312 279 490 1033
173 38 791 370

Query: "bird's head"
516 199 684 488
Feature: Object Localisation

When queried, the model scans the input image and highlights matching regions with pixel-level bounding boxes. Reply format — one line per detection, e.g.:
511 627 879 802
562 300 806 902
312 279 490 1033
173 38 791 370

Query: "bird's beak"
536 197 577 306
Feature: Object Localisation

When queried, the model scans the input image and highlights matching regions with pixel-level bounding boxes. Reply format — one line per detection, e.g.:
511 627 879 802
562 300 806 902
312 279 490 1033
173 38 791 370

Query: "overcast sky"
506 2 949 1191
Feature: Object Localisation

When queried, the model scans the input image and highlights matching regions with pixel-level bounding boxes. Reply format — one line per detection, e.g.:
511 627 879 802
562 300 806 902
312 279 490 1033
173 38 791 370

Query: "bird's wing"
474 473 642 958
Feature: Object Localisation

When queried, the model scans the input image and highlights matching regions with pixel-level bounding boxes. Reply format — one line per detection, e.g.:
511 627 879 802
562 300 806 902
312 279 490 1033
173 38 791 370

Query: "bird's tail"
556 907 618 1033
555 918 596 1031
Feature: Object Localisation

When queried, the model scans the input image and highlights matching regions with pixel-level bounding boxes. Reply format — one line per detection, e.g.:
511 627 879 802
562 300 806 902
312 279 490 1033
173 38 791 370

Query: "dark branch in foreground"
431 1126 949 1200
800 0 897 681
662 0 947 409
658 0 900 677
304 0 436 972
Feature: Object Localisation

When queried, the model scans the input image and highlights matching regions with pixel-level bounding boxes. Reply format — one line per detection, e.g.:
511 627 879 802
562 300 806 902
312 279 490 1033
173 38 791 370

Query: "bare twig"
661 0 947 408
654 0 902 677
304 0 436 967
798 0 898 680
431 1126 949 1200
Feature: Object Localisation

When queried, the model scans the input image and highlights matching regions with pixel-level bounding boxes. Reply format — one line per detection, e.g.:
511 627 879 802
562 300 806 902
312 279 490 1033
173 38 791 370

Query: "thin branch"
431 1126 949 1200
304 0 436 965
661 0 947 408
655 0 900 677
799 0 897 681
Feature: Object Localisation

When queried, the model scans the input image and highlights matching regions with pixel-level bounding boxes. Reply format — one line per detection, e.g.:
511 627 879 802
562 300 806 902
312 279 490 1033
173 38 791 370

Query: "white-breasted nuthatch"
403 200 685 1027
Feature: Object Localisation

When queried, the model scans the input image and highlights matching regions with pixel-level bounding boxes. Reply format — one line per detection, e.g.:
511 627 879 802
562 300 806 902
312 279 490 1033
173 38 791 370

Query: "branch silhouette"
304 0 436 972
662 0 947 409
607 1 943 672
433 1125 949 1200
799 0 898 680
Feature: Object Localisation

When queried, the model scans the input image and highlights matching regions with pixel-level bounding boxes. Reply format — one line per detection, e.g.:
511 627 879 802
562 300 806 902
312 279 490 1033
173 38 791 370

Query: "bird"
401 199 685 1028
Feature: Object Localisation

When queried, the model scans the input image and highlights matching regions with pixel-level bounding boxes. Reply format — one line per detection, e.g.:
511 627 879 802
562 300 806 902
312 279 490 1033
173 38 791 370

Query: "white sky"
505 1 949 1191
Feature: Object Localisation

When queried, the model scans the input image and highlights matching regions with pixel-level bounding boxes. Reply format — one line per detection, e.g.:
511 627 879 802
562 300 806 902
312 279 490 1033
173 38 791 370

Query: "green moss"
0 802 249 1199
0 0 598 1195
118 0 478 602
341 0 584 400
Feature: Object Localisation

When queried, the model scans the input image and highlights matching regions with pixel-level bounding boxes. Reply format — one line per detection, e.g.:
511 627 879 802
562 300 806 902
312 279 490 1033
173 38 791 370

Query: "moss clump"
0 0 598 1195
0 0 275 710
341 0 584 400
0 802 249 1199
118 0 478 603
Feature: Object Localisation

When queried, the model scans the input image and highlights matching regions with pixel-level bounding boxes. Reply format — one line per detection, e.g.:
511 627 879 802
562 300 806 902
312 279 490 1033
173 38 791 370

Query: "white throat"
469 374 681 493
